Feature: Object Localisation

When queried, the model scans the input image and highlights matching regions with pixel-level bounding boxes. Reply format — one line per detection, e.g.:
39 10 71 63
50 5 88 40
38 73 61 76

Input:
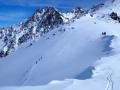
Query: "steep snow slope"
95 0 120 15
0 7 85 58
2 53 120 90
0 13 118 86
1 17 120 89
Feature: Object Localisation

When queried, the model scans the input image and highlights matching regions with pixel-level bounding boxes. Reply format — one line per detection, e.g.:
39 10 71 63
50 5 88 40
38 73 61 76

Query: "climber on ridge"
102 32 106 36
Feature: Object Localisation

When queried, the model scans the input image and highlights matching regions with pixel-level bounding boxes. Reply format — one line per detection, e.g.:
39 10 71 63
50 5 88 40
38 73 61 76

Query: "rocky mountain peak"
0 7 64 57
71 7 86 14
23 7 63 29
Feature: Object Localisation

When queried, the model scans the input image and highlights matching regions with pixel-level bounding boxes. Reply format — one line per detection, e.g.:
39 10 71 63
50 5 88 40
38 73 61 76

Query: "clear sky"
0 0 106 26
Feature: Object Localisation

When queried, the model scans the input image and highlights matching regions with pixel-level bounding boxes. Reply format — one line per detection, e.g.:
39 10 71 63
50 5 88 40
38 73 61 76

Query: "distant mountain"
0 7 86 57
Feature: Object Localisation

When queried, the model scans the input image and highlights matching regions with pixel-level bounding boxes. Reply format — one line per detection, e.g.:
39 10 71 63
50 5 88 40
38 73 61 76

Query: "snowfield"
1 0 120 90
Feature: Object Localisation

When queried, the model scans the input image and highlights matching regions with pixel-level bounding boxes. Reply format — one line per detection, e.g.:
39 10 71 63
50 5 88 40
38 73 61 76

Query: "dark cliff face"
35 7 63 33
18 7 64 45
23 7 63 29
110 12 120 22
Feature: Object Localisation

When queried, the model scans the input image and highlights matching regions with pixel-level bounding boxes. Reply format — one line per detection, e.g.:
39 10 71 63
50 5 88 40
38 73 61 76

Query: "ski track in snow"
105 73 114 90
23 56 43 85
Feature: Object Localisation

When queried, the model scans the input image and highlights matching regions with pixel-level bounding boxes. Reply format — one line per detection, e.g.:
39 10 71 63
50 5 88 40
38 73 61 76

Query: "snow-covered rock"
0 7 64 57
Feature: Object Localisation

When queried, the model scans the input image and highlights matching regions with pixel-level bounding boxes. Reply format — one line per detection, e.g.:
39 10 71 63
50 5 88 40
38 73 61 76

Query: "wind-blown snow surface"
2 53 120 90
1 1 120 89
0 14 114 85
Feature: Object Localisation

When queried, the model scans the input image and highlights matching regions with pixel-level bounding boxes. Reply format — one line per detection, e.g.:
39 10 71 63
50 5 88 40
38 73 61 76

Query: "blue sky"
0 0 106 26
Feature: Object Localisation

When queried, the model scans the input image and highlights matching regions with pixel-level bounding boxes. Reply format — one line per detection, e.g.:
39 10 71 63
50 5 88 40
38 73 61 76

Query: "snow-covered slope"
94 0 120 15
1 0 120 90
0 7 64 57
0 7 85 58
2 53 120 90
0 14 114 86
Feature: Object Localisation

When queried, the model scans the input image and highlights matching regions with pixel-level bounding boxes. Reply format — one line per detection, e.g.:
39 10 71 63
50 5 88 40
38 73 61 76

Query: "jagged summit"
23 7 63 29
36 7 59 14
71 7 86 14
